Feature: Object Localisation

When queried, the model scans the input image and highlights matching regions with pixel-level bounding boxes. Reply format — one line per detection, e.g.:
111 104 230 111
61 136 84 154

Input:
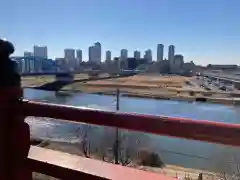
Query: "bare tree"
218 154 240 180
119 147 131 166
74 89 140 166
102 130 134 166
76 125 92 158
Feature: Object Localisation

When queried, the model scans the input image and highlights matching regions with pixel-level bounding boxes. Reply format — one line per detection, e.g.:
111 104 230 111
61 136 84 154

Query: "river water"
24 88 240 174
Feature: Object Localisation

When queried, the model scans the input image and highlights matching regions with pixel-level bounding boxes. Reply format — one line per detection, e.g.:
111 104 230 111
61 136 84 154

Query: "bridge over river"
32 72 137 91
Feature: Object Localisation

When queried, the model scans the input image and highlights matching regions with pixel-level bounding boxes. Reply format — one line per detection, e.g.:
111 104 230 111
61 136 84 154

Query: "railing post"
0 39 32 180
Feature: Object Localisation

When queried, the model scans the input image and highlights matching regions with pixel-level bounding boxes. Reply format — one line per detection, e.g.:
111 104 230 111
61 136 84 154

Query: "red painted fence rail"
2 90 240 180
20 100 240 147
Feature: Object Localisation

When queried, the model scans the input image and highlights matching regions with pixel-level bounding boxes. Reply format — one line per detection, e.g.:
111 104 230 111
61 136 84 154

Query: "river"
24 88 240 174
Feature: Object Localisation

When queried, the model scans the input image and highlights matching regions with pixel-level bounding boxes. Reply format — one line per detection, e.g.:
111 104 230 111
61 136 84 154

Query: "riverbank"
22 74 240 106
61 75 240 106
32 139 217 180
59 85 240 106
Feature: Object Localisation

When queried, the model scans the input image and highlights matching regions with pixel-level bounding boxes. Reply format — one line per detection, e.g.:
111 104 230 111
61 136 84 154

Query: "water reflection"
24 88 240 173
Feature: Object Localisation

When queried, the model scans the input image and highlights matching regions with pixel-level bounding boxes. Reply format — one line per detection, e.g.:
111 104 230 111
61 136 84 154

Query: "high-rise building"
171 54 184 73
76 49 82 64
168 45 175 64
120 49 128 60
23 52 33 73
174 55 184 65
120 49 128 69
24 51 33 57
157 44 164 62
89 42 101 64
64 49 76 70
106 51 111 62
89 46 94 62
33 45 47 72
64 49 75 59
33 45 48 59
134 50 141 59
94 42 101 63
144 49 152 62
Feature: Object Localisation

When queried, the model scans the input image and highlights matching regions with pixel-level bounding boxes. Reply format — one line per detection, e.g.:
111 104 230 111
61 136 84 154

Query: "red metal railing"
20 100 240 147
2 86 240 180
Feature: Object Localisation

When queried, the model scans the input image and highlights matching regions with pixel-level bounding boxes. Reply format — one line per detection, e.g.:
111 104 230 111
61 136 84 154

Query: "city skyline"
21 43 181 62
2 0 240 65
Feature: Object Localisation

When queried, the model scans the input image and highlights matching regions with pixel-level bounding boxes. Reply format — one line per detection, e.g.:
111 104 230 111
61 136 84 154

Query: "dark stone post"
0 39 32 180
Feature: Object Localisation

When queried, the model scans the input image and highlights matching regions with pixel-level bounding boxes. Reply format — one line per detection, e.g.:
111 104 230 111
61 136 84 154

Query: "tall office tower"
33 45 48 58
89 42 101 64
23 51 33 73
120 49 128 69
171 54 184 73
174 55 184 65
76 49 82 64
24 51 33 57
64 49 76 70
64 49 75 59
94 42 101 63
144 49 152 62
106 51 111 62
134 50 141 59
157 44 164 62
33 45 48 72
168 45 175 64
120 49 128 60
89 46 94 62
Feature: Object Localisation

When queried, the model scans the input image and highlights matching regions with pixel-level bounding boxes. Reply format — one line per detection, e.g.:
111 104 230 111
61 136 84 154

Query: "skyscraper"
120 49 128 69
171 54 184 73
76 49 82 63
106 51 111 62
89 46 95 62
144 49 152 62
120 49 128 60
89 42 101 64
168 45 175 64
33 45 48 72
64 49 76 70
134 50 141 59
174 55 184 66
94 42 101 63
157 44 164 62
23 51 33 73
24 51 33 57
33 45 48 59
64 49 75 59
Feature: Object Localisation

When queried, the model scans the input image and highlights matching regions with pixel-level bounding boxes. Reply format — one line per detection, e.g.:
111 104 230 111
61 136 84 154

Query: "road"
189 76 235 93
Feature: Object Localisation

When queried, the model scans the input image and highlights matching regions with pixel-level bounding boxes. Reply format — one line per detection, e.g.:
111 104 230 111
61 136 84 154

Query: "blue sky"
1 0 240 65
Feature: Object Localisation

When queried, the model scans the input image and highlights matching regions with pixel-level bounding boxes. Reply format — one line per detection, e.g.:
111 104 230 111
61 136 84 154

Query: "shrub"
189 91 195 96
137 149 164 168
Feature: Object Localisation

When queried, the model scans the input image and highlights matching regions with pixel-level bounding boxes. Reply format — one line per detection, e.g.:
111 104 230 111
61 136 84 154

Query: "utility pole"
114 88 120 164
